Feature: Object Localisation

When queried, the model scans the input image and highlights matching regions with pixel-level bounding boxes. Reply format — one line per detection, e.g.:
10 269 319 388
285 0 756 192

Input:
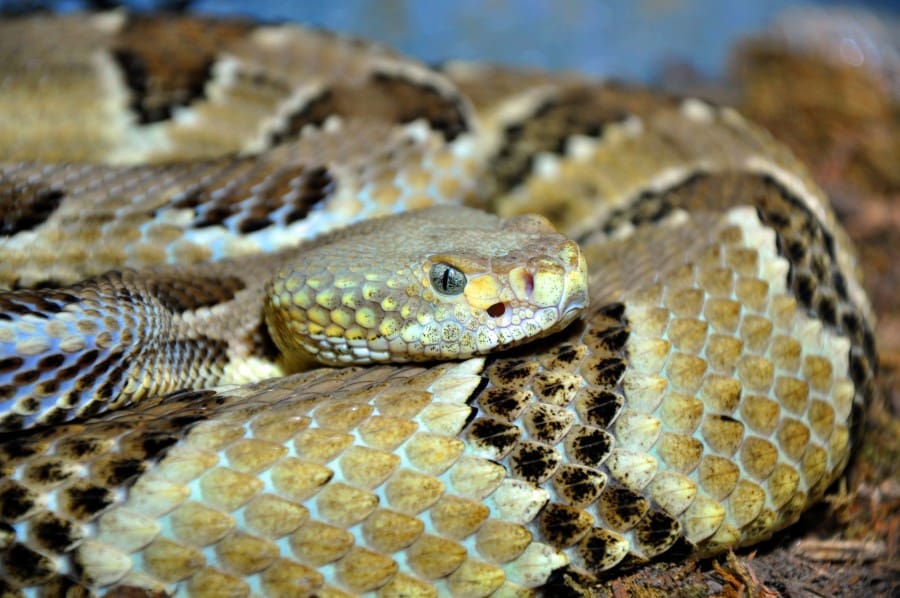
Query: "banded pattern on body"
0 12 877 597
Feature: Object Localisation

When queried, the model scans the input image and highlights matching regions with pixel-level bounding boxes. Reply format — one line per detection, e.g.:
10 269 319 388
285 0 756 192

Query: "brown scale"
465 299 693 581
483 83 682 197
0 15 880 596
523 403 575 444
0 383 263 591
112 14 255 123
29 511 83 553
632 510 683 557
564 425 615 468
0 289 80 317
1 544 56 588
508 441 563 484
141 270 247 313
552 464 608 508
169 161 338 234
0 270 239 432
539 503 594 548
21 457 77 489
603 171 876 415
467 305 644 573
270 73 470 144
0 178 66 236
465 418 522 458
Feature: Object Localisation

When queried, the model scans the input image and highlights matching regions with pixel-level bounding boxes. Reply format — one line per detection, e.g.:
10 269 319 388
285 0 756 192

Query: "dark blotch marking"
553 464 607 507
810 254 829 282
112 15 253 124
816 294 838 327
0 357 24 374
596 302 627 322
37 407 70 427
849 353 870 386
237 216 273 234
369 71 469 141
269 89 335 144
35 380 59 397
532 372 578 405
0 481 38 521
547 344 584 366
489 84 678 193
1 543 56 584
841 312 862 341
486 358 539 386
575 528 627 573
831 270 848 300
539 503 592 548
136 432 182 460
149 272 246 312
53 365 80 384
31 512 83 553
37 354 66 371
609 169 875 408
173 163 336 235
584 325 630 354
599 486 649 530
93 457 147 487
17 396 40 413
476 387 529 421
24 460 73 486
566 426 613 467
0 179 66 236
56 437 106 461
614 553 651 572
791 271 816 307
272 73 469 143
285 166 336 224
0 289 80 321
466 417 521 457
0 436 40 462
0 411 26 433
583 357 627 388
509 440 562 483
75 349 100 370
526 404 571 443
634 510 681 555
785 238 807 262
576 389 624 429
863 328 877 365
61 482 116 520
12 370 40 385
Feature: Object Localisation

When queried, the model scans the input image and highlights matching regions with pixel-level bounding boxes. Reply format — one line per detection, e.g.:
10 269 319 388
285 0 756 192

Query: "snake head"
265 206 588 367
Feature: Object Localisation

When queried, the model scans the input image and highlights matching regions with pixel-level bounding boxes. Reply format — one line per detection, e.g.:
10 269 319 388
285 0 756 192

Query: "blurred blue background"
7 1 899 82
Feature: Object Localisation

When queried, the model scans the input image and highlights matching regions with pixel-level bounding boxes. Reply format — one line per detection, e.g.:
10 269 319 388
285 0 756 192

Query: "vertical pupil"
442 267 451 291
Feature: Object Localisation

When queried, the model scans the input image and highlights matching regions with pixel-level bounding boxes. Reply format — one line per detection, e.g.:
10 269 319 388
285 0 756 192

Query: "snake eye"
429 263 467 295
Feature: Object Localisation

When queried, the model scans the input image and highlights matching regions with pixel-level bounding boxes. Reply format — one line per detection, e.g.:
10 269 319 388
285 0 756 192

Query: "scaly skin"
0 13 877 597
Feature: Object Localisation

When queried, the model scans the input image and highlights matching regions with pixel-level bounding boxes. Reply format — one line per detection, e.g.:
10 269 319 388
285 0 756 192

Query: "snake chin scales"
0 11 879 598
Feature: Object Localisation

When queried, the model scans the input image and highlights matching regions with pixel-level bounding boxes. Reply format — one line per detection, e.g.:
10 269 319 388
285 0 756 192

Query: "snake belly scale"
0 12 878 597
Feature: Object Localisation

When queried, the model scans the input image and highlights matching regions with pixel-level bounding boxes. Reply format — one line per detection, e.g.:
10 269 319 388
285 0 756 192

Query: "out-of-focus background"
1 1 898 595
1 1 897 83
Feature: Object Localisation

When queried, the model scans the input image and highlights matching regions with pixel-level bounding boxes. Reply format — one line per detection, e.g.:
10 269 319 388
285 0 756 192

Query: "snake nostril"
487 302 506 318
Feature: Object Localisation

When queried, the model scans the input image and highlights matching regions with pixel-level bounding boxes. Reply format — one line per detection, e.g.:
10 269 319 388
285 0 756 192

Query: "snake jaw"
265 208 589 367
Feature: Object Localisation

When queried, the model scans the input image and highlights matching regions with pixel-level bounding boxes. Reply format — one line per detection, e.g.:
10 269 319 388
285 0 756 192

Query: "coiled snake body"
0 13 878 597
